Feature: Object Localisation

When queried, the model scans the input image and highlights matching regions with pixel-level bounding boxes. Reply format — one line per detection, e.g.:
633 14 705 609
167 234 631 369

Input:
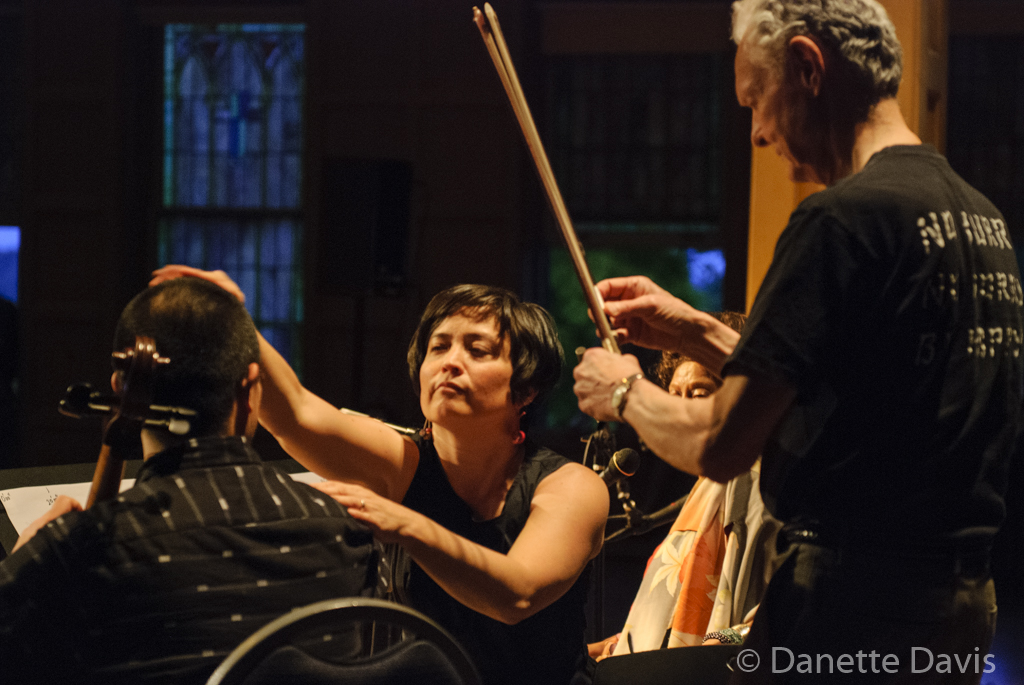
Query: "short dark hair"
407 284 564 416
113 277 260 437
653 311 747 389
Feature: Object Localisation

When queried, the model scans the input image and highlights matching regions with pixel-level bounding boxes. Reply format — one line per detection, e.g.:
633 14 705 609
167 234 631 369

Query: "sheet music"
0 471 325 536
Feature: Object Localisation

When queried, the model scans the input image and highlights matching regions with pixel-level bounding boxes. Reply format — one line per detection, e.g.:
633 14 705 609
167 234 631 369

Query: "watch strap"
612 372 645 420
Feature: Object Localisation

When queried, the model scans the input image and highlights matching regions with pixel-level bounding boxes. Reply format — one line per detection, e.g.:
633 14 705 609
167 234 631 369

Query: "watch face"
611 384 627 412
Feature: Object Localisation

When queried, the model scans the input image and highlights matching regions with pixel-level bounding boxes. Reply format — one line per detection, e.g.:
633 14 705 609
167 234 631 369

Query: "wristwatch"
610 373 645 421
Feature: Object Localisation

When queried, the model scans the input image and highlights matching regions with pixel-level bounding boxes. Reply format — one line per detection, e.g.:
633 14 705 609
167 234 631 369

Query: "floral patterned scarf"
613 476 727 653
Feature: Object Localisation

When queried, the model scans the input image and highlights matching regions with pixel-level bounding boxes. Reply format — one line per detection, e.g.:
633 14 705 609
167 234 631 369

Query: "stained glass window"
160 23 305 365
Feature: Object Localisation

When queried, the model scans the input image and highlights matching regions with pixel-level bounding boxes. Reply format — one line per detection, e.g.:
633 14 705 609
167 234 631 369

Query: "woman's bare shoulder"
536 460 608 504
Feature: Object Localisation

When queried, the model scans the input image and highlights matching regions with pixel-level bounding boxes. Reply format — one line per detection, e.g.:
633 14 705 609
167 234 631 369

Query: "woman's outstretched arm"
150 265 418 500
314 461 609 624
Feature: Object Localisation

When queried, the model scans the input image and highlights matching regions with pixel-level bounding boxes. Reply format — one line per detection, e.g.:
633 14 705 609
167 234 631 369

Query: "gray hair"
731 0 902 102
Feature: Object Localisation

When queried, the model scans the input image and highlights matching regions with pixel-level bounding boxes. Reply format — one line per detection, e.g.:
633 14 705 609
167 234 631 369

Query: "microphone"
598 448 640 486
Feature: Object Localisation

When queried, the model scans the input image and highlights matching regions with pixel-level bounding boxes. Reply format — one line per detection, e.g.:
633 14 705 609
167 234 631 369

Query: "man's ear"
240 363 261 412
110 371 123 394
788 35 825 96
232 362 262 438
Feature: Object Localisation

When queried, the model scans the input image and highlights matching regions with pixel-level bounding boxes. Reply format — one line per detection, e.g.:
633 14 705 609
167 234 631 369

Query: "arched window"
159 23 305 367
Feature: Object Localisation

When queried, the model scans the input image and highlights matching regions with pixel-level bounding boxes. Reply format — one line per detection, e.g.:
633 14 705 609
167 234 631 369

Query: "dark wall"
301 0 538 434
18 0 141 466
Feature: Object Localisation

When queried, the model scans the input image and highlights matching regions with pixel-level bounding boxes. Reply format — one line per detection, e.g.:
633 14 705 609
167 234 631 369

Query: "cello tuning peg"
167 418 191 435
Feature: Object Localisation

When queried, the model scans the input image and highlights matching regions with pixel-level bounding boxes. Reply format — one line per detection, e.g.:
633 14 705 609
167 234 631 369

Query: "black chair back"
206 597 480 685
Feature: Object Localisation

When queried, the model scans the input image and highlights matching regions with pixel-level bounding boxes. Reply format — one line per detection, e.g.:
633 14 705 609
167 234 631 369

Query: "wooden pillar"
745 150 823 310
744 0 948 309
884 0 948 153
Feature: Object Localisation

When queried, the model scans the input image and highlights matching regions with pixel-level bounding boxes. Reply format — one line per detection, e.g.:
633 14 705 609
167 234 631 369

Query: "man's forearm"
677 314 741 376
618 379 713 476
619 375 779 483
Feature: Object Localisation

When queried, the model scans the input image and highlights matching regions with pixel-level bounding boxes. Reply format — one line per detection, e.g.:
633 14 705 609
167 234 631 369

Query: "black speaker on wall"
320 159 413 295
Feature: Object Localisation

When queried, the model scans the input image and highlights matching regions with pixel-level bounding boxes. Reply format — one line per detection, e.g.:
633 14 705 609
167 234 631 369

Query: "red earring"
512 405 528 444
512 408 527 445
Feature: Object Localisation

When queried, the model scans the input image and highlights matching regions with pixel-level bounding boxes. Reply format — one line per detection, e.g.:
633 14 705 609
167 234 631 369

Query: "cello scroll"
58 336 195 508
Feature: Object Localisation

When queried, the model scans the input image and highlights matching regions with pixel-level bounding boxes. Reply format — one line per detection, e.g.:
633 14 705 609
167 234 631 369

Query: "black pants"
730 542 997 684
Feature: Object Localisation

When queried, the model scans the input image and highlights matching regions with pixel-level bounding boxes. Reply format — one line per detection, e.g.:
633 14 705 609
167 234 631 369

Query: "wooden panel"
134 4 305 25
303 0 537 428
745 148 822 309
359 323 423 426
303 294 423 426
881 0 948 152
353 293 422 425
921 0 948 152
0 13 22 222
541 2 732 54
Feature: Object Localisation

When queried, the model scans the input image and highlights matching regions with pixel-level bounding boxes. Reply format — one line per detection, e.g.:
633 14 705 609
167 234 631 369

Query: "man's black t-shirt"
723 145 1023 545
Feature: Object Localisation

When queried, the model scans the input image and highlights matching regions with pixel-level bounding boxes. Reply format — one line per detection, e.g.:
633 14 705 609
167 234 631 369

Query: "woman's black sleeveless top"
401 437 591 685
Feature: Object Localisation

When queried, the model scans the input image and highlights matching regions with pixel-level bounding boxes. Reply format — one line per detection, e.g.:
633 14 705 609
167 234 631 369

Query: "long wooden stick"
474 3 620 354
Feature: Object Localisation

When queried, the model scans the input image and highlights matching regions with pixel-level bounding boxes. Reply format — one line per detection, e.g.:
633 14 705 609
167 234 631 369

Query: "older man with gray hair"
574 1 1021 681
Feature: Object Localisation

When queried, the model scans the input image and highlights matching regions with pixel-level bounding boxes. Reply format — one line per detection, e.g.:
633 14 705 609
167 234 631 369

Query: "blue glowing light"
686 248 726 291
0 226 19 303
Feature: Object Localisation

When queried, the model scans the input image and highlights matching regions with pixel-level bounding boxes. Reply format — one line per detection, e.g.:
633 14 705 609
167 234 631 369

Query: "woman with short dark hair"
407 283 565 425
151 267 608 685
